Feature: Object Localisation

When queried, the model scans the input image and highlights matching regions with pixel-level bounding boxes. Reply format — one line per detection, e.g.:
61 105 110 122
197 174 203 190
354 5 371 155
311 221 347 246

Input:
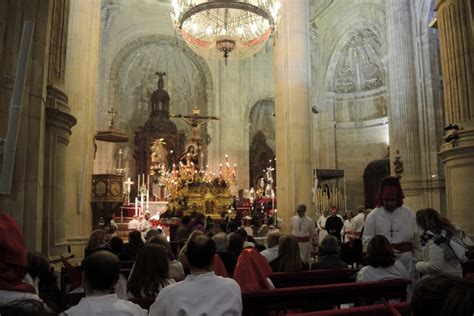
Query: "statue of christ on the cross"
171 106 219 144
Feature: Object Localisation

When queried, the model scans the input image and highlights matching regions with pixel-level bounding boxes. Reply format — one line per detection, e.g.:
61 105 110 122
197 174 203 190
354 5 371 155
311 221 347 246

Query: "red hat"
375 176 404 208
233 248 273 292
0 211 35 293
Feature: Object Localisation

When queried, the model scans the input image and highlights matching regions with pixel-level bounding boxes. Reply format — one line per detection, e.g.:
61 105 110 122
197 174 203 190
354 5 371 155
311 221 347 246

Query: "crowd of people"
0 176 473 315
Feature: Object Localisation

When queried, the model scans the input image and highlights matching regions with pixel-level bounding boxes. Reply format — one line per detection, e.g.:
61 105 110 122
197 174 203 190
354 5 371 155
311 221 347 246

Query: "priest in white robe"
290 204 316 264
363 176 421 261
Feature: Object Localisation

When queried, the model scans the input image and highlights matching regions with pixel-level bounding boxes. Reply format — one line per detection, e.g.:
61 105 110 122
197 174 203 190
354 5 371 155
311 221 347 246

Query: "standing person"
415 208 465 278
64 251 147 316
316 211 328 245
290 204 316 264
325 207 344 241
362 176 420 260
149 235 242 316
351 205 366 239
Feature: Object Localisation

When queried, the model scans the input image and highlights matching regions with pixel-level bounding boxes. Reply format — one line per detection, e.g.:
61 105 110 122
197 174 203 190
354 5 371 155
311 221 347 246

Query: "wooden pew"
269 269 354 288
242 279 411 316
286 301 411 316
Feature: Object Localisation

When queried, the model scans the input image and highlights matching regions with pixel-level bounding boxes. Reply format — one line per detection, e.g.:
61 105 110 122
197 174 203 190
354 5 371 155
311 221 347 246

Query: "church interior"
1 0 474 314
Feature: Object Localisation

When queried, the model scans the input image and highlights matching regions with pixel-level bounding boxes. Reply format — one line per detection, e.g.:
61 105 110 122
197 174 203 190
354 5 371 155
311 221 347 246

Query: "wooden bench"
242 279 411 316
286 301 411 316
269 269 354 288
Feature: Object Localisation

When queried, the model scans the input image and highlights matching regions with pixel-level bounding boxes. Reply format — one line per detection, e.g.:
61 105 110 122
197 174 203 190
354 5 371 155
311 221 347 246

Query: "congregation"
0 176 473 315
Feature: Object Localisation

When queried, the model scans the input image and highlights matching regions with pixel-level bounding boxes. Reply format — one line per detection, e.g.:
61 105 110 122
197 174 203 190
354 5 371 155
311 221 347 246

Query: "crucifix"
123 177 134 206
170 106 219 145
389 222 398 238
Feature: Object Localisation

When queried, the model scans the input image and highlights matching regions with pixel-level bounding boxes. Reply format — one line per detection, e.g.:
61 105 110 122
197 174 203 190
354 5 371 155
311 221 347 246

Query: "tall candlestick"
135 197 138 216
146 190 149 209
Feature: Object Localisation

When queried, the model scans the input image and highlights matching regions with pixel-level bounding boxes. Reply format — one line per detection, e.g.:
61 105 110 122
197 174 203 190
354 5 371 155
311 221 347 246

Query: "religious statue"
179 143 199 166
150 138 168 176
150 72 170 116
171 106 218 145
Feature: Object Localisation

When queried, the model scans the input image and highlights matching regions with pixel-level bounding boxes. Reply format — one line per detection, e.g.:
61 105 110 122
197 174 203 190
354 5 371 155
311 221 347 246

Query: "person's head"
186 234 216 270
86 229 108 252
212 232 229 252
187 144 195 154
144 211 150 221
83 250 120 293
128 230 144 246
416 208 457 235
345 210 353 220
411 274 474 316
296 204 307 218
227 221 239 233
323 210 329 217
355 205 365 213
109 236 124 255
318 235 341 257
145 228 162 243
376 176 404 212
366 235 395 268
127 244 170 298
27 252 53 282
228 232 245 254
330 207 338 216
148 235 174 259
275 235 303 272
266 230 281 249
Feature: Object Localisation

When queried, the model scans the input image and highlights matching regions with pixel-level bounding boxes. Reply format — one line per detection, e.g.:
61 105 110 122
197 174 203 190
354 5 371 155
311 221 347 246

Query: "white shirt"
352 213 365 235
127 219 140 230
363 206 417 246
342 219 355 243
260 246 279 262
356 259 411 282
149 272 242 316
64 294 147 316
0 290 42 306
290 215 316 239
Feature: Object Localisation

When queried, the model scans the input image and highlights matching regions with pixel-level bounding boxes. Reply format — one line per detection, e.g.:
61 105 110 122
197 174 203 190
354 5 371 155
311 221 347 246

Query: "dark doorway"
363 158 390 209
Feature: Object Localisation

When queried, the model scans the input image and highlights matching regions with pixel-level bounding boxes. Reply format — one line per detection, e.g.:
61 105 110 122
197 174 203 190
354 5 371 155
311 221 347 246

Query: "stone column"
274 0 313 231
436 0 474 236
385 0 423 209
63 0 101 257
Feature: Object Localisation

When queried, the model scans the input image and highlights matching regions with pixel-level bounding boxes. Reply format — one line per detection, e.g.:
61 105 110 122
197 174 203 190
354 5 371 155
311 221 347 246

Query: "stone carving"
333 29 384 94
150 72 170 116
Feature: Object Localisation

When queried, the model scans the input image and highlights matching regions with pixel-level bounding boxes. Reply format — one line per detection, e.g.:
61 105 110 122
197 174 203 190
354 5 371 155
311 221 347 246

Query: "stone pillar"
63 0 101 257
274 0 313 231
385 0 423 209
436 0 474 236
43 86 76 257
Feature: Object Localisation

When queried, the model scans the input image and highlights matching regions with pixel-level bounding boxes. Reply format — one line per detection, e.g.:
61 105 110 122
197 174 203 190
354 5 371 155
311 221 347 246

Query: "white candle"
146 190 149 209
140 194 144 214
135 197 138 216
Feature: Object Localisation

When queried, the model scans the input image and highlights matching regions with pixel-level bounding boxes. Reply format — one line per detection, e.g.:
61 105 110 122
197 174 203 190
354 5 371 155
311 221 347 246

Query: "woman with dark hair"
84 229 109 258
148 236 185 281
270 235 308 272
356 235 410 282
415 208 464 278
127 244 175 298
411 274 474 316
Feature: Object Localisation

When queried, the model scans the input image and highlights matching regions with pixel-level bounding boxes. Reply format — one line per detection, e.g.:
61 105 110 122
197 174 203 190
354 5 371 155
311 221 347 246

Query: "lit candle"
146 190 149 209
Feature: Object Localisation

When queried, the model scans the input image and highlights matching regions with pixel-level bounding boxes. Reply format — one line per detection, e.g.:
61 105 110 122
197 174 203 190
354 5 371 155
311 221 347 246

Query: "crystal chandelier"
171 0 281 64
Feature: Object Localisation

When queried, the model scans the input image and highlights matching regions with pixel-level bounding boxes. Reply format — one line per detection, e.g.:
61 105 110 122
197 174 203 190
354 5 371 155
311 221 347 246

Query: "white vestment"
363 205 420 259
290 215 316 264
342 219 355 243
127 218 140 231
316 215 328 244
356 259 411 282
64 294 147 316
260 245 279 262
149 271 242 316
351 213 365 237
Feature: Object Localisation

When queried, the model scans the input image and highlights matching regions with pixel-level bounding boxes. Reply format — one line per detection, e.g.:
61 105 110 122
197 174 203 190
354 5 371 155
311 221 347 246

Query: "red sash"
295 236 310 243
391 242 412 253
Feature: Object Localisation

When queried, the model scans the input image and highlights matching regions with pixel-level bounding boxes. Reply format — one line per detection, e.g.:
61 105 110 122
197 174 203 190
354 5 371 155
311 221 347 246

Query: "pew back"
286 301 411 316
269 269 354 288
242 279 411 316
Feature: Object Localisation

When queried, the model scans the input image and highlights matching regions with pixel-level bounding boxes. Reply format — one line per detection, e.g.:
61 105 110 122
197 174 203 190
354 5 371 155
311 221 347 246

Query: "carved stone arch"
325 24 385 94
106 34 214 125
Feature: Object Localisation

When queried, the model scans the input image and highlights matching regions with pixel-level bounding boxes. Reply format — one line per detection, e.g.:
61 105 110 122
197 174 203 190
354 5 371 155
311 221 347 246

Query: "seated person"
0 212 42 306
64 250 146 315
149 235 242 316
0 299 56 316
84 229 108 258
312 235 348 270
270 235 309 272
122 230 144 261
260 230 281 262
148 236 185 281
233 248 273 291
415 208 464 278
127 244 175 298
356 235 411 282
411 274 474 316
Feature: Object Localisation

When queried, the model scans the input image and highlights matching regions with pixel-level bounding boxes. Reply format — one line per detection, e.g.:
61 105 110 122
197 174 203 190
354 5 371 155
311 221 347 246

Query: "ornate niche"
249 131 275 188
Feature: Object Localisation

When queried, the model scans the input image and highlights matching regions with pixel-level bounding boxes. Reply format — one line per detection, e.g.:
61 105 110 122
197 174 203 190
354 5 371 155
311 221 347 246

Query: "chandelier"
171 0 281 64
